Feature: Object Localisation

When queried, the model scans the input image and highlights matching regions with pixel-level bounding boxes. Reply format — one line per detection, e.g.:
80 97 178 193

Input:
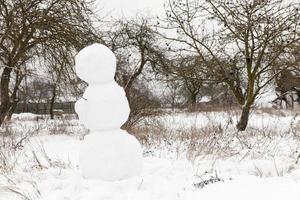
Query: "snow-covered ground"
1 111 300 200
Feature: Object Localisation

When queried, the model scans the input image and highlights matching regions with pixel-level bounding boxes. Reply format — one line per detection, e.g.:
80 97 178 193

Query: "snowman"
75 43 142 181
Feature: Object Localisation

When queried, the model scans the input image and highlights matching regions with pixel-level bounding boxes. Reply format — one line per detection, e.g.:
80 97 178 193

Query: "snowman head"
75 43 116 84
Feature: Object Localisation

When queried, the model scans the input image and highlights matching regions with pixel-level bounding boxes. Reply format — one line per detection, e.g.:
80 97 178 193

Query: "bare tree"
161 78 186 109
157 55 207 105
163 0 300 130
104 17 163 127
110 17 159 94
273 69 300 108
0 0 100 126
273 42 300 108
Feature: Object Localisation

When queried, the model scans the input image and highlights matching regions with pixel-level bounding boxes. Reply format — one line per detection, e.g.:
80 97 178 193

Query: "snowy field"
0 111 300 200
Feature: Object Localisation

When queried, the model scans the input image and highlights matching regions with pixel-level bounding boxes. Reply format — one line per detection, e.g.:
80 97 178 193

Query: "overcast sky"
96 0 165 18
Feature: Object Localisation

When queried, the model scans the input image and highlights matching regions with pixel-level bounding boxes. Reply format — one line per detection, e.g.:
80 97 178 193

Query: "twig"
138 179 144 190
7 187 31 200
296 152 300 164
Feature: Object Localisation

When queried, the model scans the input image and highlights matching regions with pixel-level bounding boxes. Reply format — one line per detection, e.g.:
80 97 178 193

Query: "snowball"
75 43 116 84
79 131 143 181
75 83 130 131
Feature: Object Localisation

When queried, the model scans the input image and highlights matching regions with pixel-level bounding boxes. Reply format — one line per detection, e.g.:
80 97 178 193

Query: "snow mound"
79 131 143 180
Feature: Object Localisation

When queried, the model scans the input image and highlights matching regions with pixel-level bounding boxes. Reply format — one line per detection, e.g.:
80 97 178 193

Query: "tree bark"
188 92 198 111
124 59 147 95
0 67 13 126
190 92 197 104
236 104 251 131
6 99 19 121
236 75 256 131
49 84 57 120
7 74 24 121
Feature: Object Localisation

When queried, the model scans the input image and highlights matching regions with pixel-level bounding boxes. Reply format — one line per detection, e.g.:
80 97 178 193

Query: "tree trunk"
7 74 23 121
236 104 251 131
49 84 57 119
190 92 197 104
236 75 256 131
0 67 13 126
124 59 146 95
188 92 198 111
6 99 19 121
296 90 300 105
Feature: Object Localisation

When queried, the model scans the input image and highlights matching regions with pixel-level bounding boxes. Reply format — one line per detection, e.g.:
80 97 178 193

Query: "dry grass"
130 115 236 161
0 122 40 174
0 114 79 174
29 139 72 170
1 110 299 174
130 109 300 162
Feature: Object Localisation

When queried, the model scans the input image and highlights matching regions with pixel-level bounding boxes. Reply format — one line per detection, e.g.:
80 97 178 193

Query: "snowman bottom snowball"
79 130 143 181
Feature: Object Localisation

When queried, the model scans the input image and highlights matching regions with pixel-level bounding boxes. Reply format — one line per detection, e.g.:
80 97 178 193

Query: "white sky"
96 0 165 18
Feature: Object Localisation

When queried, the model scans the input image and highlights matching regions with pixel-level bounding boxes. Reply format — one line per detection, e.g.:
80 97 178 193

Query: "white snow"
75 43 116 84
1 112 300 200
74 43 142 181
255 86 278 107
186 176 300 200
75 83 130 131
80 131 142 180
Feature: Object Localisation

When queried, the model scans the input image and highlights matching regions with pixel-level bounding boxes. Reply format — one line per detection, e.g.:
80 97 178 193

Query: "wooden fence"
14 102 76 114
